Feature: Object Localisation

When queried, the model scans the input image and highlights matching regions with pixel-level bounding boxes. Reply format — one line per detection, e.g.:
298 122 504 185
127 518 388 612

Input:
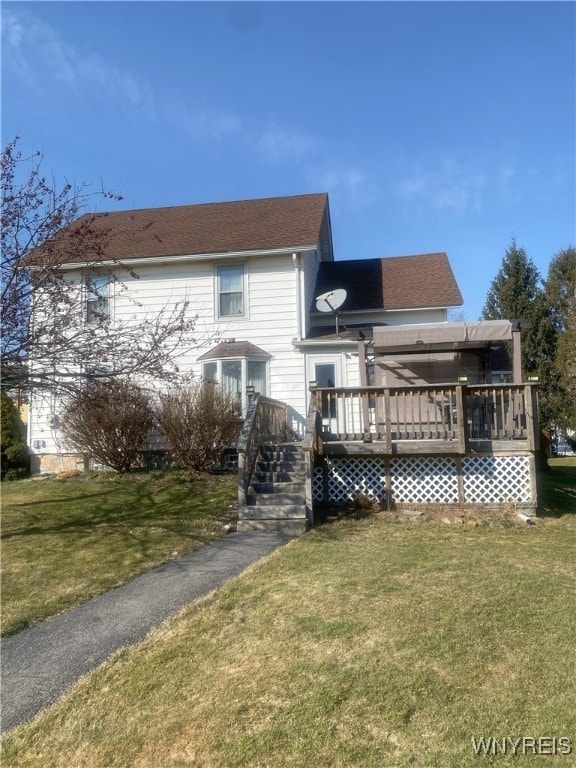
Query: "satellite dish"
315 289 347 313
315 289 348 338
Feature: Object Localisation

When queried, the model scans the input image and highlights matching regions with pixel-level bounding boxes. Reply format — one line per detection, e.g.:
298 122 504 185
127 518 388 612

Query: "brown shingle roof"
30 193 330 264
314 253 463 312
197 341 272 361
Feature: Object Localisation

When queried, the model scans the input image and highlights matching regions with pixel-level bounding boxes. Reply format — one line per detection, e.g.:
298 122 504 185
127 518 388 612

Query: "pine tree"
543 247 576 430
482 238 549 376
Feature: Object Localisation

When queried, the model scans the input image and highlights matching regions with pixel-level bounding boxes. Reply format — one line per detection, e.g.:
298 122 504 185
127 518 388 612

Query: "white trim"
310 305 460 318
293 338 357 350
40 244 318 271
292 252 303 341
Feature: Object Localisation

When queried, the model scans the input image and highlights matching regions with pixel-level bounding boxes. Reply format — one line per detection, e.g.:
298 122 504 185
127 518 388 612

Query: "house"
25 192 539 531
27 192 463 473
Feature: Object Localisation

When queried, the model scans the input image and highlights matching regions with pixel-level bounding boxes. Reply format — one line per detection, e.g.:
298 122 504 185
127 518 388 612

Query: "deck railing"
237 395 287 508
310 383 539 452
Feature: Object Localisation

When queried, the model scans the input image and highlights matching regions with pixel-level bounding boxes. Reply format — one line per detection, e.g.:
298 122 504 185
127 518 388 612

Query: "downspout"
292 252 303 341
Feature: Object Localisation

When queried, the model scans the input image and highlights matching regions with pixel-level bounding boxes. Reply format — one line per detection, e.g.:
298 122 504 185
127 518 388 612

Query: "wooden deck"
302 383 539 514
306 383 539 457
236 384 541 523
321 438 533 456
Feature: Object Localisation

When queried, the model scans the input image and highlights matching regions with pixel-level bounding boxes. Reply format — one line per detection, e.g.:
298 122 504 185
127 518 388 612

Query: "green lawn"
2 460 575 767
539 456 576 516
1 470 237 636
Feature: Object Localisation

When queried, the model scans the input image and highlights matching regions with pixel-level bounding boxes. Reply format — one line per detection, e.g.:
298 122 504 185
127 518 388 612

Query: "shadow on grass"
1 471 237 543
538 459 576 518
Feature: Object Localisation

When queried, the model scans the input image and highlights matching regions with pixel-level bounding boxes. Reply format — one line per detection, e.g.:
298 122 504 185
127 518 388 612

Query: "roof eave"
310 303 461 318
293 338 358 350
27 244 320 271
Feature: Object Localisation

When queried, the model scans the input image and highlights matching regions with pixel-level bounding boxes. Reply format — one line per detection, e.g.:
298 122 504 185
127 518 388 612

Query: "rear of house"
26 192 467 474
25 190 540 529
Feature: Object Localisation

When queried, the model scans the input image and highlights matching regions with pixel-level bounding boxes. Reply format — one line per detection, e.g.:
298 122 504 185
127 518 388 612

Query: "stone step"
237 519 307 534
241 505 306 519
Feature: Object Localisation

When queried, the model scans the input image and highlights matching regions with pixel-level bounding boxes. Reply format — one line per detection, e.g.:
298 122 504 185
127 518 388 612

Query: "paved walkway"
1 531 296 733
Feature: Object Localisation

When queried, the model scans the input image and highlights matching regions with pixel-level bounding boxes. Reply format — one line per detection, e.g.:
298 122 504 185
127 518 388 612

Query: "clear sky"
2 1 575 320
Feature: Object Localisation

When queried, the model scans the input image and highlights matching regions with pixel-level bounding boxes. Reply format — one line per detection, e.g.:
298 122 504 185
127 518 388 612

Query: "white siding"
28 253 311 462
311 307 448 329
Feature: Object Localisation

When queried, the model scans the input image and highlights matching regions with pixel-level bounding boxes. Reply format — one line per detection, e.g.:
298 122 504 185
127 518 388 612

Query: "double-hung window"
85 274 110 325
217 265 244 318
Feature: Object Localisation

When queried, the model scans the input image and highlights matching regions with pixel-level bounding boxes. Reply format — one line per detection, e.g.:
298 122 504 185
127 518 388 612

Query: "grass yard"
2 460 575 767
539 456 576 516
1 470 237 636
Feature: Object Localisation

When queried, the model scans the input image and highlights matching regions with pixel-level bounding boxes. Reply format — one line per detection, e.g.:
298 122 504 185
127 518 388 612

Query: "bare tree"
61 379 154 472
1 137 199 395
156 382 241 472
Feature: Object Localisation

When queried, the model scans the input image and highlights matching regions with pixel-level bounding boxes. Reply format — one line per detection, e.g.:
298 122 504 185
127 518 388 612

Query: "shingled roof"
29 193 330 264
314 253 463 312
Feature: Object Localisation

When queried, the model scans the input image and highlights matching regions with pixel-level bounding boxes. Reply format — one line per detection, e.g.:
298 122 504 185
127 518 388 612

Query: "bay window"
201 356 268 415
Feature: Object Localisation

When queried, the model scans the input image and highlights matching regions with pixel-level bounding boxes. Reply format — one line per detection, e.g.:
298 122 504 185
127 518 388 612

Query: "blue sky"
2 1 575 319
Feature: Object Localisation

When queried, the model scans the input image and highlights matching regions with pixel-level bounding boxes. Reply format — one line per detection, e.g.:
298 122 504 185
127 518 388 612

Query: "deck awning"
373 320 514 353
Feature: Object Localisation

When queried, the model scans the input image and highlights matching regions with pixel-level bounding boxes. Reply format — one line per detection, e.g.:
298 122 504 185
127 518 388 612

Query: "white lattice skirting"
462 456 532 504
390 457 459 503
314 455 533 505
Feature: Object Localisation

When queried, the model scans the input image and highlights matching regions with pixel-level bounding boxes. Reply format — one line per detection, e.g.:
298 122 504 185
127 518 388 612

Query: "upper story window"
217 264 245 318
85 274 110 325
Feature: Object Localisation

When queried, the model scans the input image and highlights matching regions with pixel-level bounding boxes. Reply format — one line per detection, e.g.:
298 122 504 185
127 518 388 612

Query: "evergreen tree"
543 247 576 430
482 238 549 376
1 391 30 480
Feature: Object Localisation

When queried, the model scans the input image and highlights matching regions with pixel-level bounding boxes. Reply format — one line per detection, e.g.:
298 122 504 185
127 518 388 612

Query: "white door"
306 355 343 435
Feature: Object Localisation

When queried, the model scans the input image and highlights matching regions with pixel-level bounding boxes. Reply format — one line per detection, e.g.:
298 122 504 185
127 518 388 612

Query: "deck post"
385 458 392 510
304 449 314 527
512 328 523 384
524 384 539 451
237 450 246 512
455 384 469 455
383 388 392 454
455 456 465 504
357 340 371 441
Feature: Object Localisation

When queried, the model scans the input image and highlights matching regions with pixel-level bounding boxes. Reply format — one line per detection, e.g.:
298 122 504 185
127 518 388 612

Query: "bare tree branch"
2 137 203 395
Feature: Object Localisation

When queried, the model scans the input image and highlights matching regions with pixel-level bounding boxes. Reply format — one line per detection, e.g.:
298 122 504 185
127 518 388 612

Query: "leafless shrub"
61 379 154 473
156 382 240 472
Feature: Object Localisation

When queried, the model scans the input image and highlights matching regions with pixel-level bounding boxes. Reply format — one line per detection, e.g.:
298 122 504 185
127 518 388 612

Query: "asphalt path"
1 530 296 733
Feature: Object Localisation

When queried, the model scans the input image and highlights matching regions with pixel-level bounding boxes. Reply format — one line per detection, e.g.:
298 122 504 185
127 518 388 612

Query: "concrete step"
237 519 307 534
